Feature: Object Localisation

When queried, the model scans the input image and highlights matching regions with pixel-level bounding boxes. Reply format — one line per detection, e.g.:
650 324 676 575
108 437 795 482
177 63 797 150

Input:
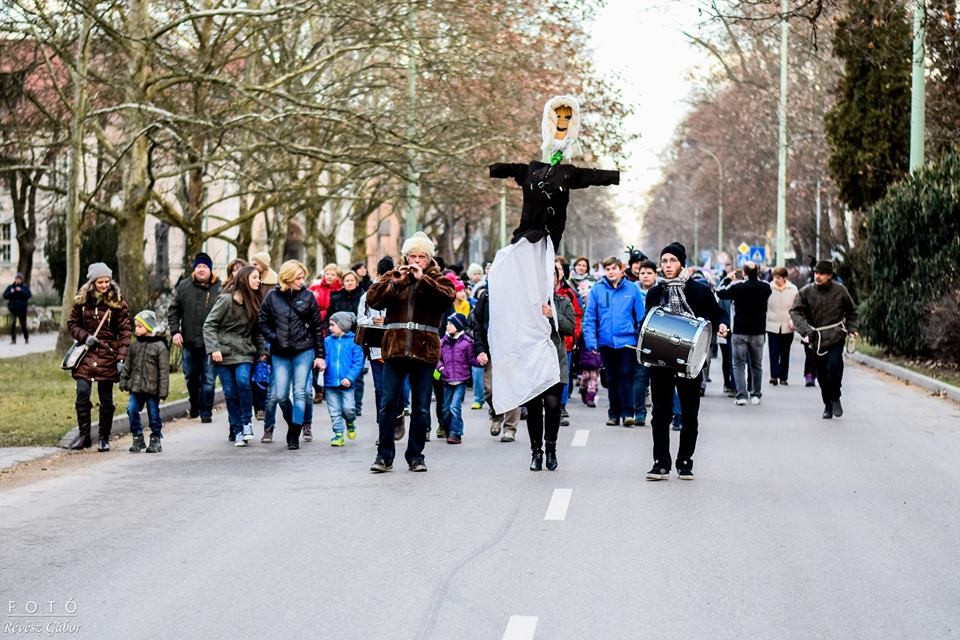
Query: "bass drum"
637 308 713 378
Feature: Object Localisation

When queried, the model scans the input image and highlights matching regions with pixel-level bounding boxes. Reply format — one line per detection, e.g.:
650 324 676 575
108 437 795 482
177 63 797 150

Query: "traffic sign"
749 246 766 264
737 242 750 255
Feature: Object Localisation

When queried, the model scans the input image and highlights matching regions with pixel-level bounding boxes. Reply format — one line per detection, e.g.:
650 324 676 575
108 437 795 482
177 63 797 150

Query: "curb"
847 351 960 404
58 391 225 448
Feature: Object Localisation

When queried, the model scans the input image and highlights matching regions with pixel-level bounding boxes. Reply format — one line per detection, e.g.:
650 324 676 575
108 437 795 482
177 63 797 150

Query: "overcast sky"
589 0 712 248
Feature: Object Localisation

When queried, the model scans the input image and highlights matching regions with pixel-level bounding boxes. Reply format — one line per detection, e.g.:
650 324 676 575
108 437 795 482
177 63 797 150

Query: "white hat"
401 231 436 259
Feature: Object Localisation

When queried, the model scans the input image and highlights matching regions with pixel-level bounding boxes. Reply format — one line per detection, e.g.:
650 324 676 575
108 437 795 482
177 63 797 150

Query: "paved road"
0 332 56 359
2 348 959 639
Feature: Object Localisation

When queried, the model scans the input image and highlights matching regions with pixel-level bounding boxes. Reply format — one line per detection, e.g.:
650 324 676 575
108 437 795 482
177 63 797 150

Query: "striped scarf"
660 273 694 317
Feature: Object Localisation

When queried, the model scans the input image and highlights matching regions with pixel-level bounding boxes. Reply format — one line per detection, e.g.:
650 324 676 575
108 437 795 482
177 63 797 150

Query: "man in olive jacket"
168 253 221 422
365 232 455 473
789 260 858 419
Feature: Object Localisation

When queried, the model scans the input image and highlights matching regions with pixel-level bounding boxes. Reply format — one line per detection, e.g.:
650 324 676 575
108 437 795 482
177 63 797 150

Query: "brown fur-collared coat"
365 261 456 365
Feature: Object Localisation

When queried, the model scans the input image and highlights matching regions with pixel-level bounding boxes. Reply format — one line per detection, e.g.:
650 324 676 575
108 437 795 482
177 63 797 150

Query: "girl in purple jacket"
437 313 480 444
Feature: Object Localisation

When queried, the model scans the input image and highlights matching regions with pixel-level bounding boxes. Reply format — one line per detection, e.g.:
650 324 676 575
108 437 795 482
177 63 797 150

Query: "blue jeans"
441 382 467 437
270 350 314 425
182 345 216 418
471 366 485 405
217 362 253 436
127 393 162 436
560 351 573 406
264 369 314 429
326 387 356 434
600 347 636 420
634 364 650 421
733 334 765 399
378 359 433 464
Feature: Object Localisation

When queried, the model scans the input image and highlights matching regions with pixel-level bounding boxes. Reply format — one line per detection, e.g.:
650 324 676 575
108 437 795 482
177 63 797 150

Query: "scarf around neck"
660 272 694 317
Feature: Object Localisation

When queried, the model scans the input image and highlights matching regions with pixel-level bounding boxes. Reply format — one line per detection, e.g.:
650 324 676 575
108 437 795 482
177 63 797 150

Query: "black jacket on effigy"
168 274 222 348
257 287 325 359
644 278 728 330
489 161 620 250
717 276 772 336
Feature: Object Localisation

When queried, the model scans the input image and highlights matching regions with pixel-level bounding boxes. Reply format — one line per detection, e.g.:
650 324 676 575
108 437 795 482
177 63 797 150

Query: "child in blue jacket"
324 312 364 446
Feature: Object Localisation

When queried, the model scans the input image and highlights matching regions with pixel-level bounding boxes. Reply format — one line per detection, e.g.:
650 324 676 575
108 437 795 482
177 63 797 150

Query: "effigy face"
554 106 573 140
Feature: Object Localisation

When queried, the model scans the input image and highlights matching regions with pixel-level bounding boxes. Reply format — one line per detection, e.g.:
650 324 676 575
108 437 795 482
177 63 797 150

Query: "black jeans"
649 368 703 471
719 340 735 390
378 358 433 465
600 347 636 420
767 331 794 381
816 342 845 405
10 310 28 341
524 382 564 451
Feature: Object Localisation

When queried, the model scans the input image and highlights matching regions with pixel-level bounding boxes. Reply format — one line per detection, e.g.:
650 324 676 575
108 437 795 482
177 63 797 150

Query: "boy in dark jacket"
121 310 170 453
4 272 31 344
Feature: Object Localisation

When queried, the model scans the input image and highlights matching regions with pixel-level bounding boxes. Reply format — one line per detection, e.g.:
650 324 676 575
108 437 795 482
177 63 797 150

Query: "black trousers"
767 331 794 381
815 342 845 405
650 368 703 470
524 382 564 451
75 379 115 437
600 347 636 420
9 310 28 340
719 340 735 390
803 344 818 378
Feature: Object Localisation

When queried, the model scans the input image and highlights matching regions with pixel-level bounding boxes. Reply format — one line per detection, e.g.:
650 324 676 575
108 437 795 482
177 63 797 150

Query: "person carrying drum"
788 260 858 419
642 242 728 481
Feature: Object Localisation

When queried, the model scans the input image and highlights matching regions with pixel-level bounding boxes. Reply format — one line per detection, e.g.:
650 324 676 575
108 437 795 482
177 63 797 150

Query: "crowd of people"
53 235 858 479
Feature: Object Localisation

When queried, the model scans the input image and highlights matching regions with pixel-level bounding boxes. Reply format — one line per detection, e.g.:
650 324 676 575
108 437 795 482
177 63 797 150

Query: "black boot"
287 424 302 450
545 441 558 471
69 403 93 450
129 434 146 452
145 434 162 453
529 446 543 472
97 406 114 452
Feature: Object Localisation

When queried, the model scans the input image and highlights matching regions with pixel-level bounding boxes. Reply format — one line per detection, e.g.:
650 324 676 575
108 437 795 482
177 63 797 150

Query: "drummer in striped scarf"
642 242 729 481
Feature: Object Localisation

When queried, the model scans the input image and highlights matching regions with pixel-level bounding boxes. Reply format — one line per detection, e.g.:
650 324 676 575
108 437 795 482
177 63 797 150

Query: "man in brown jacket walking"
365 232 455 473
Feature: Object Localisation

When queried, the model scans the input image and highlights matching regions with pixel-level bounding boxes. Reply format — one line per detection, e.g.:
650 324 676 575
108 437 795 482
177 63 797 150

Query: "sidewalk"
0 332 57 359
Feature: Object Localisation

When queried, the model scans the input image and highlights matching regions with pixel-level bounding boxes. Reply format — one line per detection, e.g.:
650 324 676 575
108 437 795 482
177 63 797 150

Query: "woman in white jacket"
766 266 799 385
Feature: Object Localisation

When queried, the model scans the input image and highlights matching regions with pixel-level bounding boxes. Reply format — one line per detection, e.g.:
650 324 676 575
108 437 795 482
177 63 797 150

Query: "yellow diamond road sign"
737 242 750 255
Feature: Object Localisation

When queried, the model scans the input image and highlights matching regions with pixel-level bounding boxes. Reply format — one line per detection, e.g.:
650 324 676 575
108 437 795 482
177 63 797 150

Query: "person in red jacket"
554 261 583 425
308 263 342 325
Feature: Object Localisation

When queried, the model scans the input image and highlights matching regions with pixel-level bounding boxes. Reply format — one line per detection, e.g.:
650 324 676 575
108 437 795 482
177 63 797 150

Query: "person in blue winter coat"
582 255 646 426
324 311 364 446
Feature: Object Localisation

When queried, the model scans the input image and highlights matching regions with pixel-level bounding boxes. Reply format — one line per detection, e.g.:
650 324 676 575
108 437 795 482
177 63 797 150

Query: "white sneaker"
242 423 254 441
735 397 747 406
750 396 761 405
234 436 247 447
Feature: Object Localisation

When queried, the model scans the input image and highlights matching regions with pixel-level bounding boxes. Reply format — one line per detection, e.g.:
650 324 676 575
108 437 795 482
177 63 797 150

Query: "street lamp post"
685 142 724 253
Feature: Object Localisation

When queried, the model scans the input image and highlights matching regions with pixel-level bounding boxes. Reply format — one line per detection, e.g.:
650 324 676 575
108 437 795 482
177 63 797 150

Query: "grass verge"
856 340 960 389
0 351 188 447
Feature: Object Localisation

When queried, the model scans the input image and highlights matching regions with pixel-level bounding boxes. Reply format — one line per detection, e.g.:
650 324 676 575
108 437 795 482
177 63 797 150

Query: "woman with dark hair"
67 263 132 451
204 266 267 446
525 264 575 472
352 262 373 292
223 258 248 290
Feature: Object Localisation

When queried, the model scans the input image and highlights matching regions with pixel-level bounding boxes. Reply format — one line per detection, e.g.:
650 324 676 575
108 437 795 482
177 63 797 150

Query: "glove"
117 361 126 376
84 335 99 347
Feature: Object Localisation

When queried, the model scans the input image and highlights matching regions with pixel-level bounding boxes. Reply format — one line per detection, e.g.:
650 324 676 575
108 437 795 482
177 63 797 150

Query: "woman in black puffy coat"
257 260 325 449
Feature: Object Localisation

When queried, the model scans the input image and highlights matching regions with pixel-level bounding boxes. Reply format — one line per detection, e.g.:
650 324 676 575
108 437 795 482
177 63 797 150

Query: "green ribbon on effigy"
550 150 563 166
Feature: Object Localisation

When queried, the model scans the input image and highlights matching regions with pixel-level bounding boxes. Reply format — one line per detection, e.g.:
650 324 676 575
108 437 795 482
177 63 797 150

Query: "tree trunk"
351 206 368 264
58 12 92 353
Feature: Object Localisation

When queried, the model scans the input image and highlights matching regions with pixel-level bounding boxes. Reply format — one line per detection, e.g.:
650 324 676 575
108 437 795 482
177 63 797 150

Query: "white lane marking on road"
571 429 589 447
544 488 573 521
502 615 539 640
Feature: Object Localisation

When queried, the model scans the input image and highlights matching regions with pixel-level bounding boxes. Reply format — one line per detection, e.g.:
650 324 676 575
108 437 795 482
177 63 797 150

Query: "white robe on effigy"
488 237 560 414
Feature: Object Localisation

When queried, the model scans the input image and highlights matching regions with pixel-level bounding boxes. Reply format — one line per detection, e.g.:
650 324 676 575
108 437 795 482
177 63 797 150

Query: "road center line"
571 429 589 447
544 488 573 521
502 615 539 640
